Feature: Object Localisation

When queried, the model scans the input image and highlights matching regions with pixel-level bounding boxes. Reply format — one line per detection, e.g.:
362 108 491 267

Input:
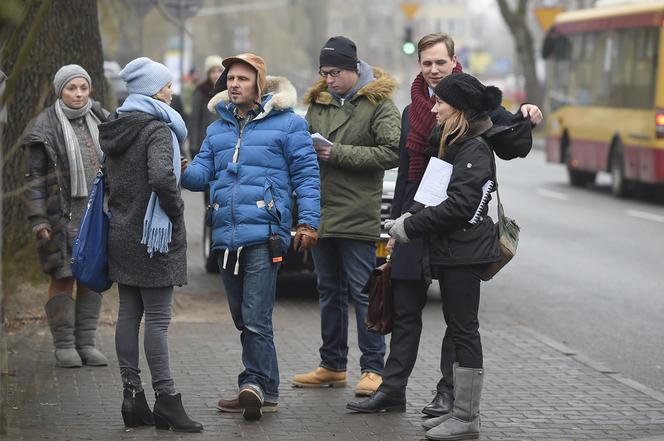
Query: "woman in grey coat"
98 57 202 433
23 64 109 369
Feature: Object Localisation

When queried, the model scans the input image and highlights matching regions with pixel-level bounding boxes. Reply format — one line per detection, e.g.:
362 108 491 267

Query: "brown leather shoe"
217 397 278 413
354 372 382 396
291 367 347 388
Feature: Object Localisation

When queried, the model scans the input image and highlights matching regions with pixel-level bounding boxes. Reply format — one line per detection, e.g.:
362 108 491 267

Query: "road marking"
536 189 569 200
626 210 664 223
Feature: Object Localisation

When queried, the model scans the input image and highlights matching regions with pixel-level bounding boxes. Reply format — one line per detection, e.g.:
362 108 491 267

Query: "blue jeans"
219 244 280 403
311 238 385 374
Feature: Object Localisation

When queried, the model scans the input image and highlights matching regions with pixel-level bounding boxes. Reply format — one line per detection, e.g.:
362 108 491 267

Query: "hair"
418 32 455 60
437 107 469 159
151 82 171 104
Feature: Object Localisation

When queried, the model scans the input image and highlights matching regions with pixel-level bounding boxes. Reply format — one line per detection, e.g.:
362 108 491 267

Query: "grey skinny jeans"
115 284 175 395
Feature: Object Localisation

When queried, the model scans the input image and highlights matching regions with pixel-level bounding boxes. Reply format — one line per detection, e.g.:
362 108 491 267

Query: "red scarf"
406 63 463 182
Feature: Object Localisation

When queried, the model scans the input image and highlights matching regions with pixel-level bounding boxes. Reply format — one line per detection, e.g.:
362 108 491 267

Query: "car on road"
203 168 397 276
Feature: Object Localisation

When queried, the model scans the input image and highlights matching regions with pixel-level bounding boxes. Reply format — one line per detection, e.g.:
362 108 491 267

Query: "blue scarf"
117 93 187 257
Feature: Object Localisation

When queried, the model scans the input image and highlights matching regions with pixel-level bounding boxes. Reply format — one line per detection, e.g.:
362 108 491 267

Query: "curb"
518 325 664 404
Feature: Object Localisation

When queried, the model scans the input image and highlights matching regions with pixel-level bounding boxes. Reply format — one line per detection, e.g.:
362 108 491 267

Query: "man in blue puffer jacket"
181 53 320 421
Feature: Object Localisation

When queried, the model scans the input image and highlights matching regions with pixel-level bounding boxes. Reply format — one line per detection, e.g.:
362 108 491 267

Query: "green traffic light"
402 41 416 55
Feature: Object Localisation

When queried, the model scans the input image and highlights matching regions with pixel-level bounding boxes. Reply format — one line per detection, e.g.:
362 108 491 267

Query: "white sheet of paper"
311 132 333 146
414 157 454 207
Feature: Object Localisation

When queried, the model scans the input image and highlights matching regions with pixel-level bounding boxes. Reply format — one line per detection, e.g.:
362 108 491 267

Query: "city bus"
542 1 664 197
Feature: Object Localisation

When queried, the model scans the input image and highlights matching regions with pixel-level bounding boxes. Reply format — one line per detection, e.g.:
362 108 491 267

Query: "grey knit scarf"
54 99 103 197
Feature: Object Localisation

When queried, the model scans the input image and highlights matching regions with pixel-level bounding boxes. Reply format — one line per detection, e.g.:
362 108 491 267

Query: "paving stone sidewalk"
4 287 664 441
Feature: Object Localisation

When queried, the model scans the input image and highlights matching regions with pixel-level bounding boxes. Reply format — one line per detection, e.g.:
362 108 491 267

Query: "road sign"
534 7 564 31
162 0 204 20
400 2 420 20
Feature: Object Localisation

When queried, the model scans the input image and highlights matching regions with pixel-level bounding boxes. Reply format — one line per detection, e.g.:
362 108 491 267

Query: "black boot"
121 388 154 427
346 391 406 413
153 393 203 433
422 389 454 417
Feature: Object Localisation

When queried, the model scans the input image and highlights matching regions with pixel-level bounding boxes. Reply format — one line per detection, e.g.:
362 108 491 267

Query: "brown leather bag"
362 261 393 335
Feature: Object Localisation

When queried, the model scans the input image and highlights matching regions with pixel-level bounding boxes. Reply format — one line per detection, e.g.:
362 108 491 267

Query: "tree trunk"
496 0 543 107
1 0 106 289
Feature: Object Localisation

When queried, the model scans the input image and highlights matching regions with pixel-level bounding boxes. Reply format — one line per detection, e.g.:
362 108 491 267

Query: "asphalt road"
180 148 664 395
464 149 664 394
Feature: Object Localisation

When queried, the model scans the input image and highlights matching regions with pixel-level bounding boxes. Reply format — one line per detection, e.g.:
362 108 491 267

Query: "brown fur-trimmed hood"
304 66 397 106
207 75 297 115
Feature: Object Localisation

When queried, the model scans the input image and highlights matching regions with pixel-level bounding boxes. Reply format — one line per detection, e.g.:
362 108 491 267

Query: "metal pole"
179 0 185 92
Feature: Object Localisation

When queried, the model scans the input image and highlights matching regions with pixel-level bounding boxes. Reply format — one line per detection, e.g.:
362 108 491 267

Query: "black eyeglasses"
319 69 342 78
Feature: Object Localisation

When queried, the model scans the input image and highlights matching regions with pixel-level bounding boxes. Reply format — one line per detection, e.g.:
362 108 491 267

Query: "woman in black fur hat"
385 72 503 441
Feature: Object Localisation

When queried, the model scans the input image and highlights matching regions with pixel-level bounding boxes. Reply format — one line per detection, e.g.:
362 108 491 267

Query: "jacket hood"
206 75 297 115
304 66 397 106
98 112 158 157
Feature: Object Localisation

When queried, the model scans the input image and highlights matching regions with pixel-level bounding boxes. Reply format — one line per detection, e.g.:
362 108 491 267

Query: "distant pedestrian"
291 36 400 396
181 53 320 421
189 55 223 157
98 57 202 432
23 64 109 369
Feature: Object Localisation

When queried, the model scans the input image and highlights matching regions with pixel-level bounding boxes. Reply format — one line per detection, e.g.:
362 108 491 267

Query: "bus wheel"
610 143 630 198
564 145 596 187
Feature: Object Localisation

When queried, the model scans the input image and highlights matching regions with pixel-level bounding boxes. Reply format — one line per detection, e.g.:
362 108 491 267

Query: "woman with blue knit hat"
384 72 503 441
98 57 202 433
23 64 110 369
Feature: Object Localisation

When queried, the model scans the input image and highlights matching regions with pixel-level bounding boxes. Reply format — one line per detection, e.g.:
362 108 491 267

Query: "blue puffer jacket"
181 76 320 255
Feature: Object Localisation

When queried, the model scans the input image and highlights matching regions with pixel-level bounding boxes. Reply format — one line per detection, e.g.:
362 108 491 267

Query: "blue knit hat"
120 57 172 96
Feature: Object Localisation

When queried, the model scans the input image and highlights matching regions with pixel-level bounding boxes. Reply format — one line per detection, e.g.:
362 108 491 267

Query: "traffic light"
402 25 416 55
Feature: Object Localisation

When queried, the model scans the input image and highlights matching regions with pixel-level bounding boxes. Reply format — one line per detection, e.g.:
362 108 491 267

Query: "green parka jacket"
304 67 400 241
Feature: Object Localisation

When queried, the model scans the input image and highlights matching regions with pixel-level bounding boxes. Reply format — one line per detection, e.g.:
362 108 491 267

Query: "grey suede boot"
45 295 83 368
425 366 483 441
423 411 454 431
74 288 108 366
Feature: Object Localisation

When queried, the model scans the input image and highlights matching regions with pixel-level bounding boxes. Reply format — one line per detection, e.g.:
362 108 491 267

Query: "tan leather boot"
291 367 347 388
354 372 382 396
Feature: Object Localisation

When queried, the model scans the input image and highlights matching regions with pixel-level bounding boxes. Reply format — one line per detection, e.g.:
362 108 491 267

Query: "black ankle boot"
346 390 406 413
121 389 155 427
153 393 203 433
422 389 454 417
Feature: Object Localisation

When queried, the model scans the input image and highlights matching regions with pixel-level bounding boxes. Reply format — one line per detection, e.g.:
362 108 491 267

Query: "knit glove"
293 224 318 252
385 212 412 243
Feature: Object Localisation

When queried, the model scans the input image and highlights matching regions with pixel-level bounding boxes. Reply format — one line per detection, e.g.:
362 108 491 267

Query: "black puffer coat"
23 101 107 278
404 117 500 267
98 112 187 288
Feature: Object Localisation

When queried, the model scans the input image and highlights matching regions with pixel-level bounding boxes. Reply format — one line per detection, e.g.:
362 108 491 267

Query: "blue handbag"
71 159 112 292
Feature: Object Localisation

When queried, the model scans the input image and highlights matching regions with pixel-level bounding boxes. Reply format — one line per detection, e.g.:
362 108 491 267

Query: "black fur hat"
433 73 502 113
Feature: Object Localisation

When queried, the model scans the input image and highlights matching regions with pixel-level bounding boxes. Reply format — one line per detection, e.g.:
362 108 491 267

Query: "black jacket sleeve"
404 139 494 238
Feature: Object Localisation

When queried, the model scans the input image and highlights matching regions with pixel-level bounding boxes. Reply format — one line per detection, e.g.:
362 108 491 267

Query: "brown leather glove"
293 224 318 252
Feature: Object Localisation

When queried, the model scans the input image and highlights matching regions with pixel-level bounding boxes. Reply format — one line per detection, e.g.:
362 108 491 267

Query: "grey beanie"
53 64 91 97
120 57 172 96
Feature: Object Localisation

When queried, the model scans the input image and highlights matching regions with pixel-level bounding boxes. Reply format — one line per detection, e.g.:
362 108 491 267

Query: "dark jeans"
311 237 386 374
379 279 428 395
219 244 280 403
115 284 175 395
379 265 483 396
436 265 483 369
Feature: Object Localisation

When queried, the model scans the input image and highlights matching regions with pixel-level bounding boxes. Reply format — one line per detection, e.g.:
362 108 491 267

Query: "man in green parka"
291 36 400 396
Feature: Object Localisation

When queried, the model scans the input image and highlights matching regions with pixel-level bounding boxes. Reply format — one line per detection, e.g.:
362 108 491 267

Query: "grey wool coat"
23 101 108 278
98 112 187 288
